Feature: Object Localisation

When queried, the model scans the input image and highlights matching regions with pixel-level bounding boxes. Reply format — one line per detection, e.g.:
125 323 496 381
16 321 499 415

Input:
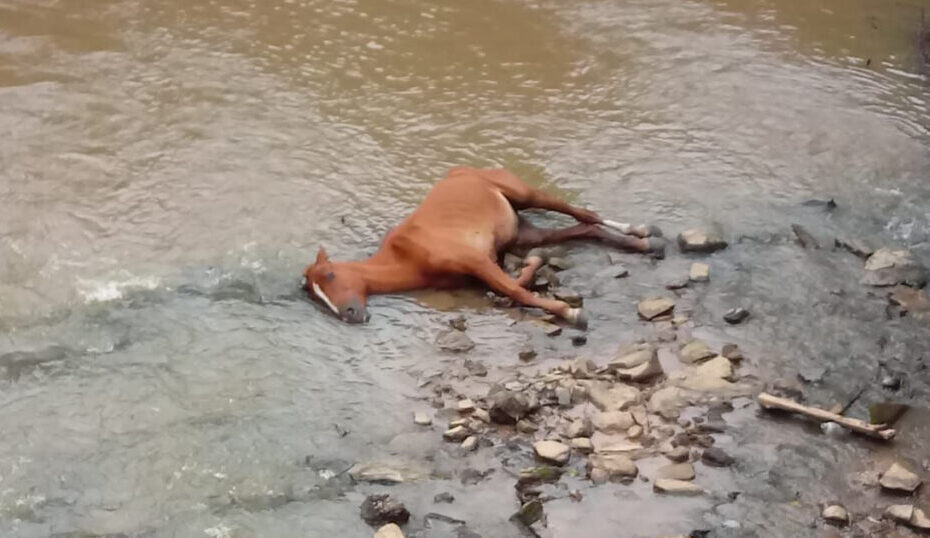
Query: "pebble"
665 277 689 290
555 387 572 407
879 462 922 492
533 440 571 465
638 297 675 321
677 227 728 253
598 264 630 279
434 492 455 504
656 463 695 481
571 335 587 346
436 329 476 352
374 523 405 538
822 505 848 525
443 425 470 442
448 315 468 331
553 288 583 307
679 340 715 364
472 408 490 424
571 437 593 453
461 436 477 452
457 399 475 413
518 345 537 361
627 425 644 439
517 419 539 434
721 343 743 361
463 359 487 377
413 412 432 426
701 447 735 467
360 494 410 526
689 262 710 282
862 248 929 288
834 237 874 259
653 478 704 496
592 411 635 433
489 390 534 424
533 320 562 337
664 446 691 462
348 462 426 484
723 307 750 324
587 454 638 479
567 418 594 438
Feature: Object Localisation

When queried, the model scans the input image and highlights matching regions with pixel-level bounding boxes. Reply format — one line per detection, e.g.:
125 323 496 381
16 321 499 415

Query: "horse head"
303 247 369 323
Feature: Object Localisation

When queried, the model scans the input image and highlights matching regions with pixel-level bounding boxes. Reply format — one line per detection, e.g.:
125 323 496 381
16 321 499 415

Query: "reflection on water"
1 0 930 536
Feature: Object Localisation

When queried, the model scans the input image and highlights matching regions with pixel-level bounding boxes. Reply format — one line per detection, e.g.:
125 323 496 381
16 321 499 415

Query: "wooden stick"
601 219 632 234
757 392 896 441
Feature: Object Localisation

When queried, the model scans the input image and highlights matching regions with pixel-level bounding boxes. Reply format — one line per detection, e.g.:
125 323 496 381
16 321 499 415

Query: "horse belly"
491 191 519 251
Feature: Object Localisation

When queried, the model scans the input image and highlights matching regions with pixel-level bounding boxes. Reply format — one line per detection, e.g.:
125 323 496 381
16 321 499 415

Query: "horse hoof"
645 224 664 238
646 237 668 259
526 248 550 263
566 308 588 330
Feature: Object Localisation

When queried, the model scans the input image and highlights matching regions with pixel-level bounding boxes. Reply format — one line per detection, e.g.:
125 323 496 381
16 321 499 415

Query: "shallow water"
2 0 930 536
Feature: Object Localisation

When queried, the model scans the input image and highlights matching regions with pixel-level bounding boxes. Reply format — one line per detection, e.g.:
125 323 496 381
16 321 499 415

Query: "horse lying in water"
303 167 666 328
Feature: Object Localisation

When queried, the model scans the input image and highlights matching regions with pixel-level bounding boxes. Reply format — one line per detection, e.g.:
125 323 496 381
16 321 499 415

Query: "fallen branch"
757 392 896 440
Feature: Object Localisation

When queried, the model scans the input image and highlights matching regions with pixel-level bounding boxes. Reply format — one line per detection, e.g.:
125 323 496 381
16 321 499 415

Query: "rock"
518 345 537 362
665 277 690 290
656 463 695 481
627 425 643 439
590 467 609 484
679 356 734 391
533 320 562 337
503 253 524 273
679 340 715 364
609 345 656 370
664 446 690 462
512 499 544 526
555 387 572 407
649 386 690 418
653 478 704 496
571 437 593 453
598 264 630 279
798 366 827 384
547 257 574 271
360 494 410 526
553 288 583 307
517 419 539 434
677 227 728 253
701 447 735 467
443 425 470 442
835 237 874 259
463 359 487 377
590 432 643 453
884 504 914 524
567 418 594 438
436 329 475 353
588 382 642 411
488 390 535 424
614 353 664 382
912 508 930 530
569 358 597 379
461 436 477 452
457 399 475 413
448 315 468 332
721 343 743 361
572 335 587 346
349 462 426 484
374 523 405 538
791 224 820 249
638 297 675 321
587 454 638 480
822 505 848 525
592 411 635 433
879 462 921 492
889 285 930 319
862 248 929 288
534 440 570 465
434 492 455 504
413 412 432 426
689 262 710 282
723 307 750 324
472 408 490 424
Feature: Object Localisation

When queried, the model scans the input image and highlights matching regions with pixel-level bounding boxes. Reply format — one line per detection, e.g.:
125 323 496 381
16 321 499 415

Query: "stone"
638 297 675 321
555 387 572 407
689 262 710 282
656 463 695 481
591 432 643 453
434 492 455 504
436 329 475 353
889 285 930 319
533 320 562 337
534 440 570 465
457 399 475 413
360 494 410 526
503 253 524 273
587 454 638 480
609 345 656 370
862 248 929 288
664 446 690 462
592 411 636 433
911 508 930 530
834 237 874 259
723 307 750 324
701 447 734 467
443 425 470 442
349 462 426 484
512 500 544 526
463 359 487 377
879 462 921 492
571 437 593 453
472 408 490 424
653 478 704 496
547 257 574 271
518 345 537 362
649 386 690 418
567 418 594 438
627 425 643 439
413 412 432 426
448 315 468 331
588 382 642 411
598 264 630 279
374 523 405 538
679 340 715 364
590 467 609 484
884 504 914 524
572 335 587 346
798 366 827 384
461 436 477 452
822 505 848 525
665 277 689 290
678 356 734 392
569 358 597 379
677 227 727 253
614 353 664 382
721 343 743 361
517 419 539 434
553 288 583 307
791 224 820 249
488 390 535 424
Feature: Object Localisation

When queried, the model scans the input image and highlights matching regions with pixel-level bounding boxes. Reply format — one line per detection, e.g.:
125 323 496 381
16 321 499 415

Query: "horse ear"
315 246 329 265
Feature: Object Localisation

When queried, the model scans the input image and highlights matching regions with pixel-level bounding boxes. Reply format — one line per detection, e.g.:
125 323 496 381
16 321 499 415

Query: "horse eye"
325 272 335 282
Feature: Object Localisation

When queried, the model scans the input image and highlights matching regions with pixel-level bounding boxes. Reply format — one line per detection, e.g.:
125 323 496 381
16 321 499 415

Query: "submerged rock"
488 390 536 424
678 227 728 253
862 248 928 288
649 386 690 418
791 223 820 249
689 262 710 282
653 478 704 496
349 462 426 484
638 297 675 321
434 492 455 504
553 288 583 307
374 523 405 538
413 412 432 426
701 447 735 467
883 504 930 530
361 494 410 526
723 307 750 324
436 329 475 353
889 285 930 319
512 499 544 526
835 237 874 259
822 505 848 525
518 345 537 362
879 462 921 492
443 425 470 442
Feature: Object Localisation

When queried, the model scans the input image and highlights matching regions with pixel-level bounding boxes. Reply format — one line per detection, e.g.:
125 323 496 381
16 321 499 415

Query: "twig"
757 392 895 440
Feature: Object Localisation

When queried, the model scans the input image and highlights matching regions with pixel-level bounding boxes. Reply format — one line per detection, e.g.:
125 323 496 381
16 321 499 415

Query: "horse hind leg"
514 221 667 259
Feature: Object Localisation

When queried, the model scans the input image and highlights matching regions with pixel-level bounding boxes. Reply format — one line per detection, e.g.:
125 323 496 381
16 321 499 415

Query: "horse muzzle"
340 300 369 324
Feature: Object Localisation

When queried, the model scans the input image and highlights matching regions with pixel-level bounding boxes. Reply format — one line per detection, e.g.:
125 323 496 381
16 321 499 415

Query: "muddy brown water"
2 0 930 536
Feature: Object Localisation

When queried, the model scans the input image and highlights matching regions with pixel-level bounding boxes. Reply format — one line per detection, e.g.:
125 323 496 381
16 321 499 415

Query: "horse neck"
339 252 424 295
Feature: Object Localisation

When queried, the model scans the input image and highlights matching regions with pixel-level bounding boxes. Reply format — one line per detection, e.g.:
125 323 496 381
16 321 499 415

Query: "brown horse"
303 167 665 328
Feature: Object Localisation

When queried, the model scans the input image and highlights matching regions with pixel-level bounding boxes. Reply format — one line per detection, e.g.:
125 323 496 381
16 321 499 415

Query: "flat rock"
547 257 574 271
665 277 689 290
677 356 735 392
598 264 630 279
721 343 743 361
678 227 728 253
413 412 432 426
360 494 410 526
532 319 562 337
489 390 536 424
349 462 426 484
884 504 914 524
443 425 470 442
614 353 664 382
679 340 715 364
656 463 695 481
534 440 570 465
587 454 638 479
862 248 929 288
461 436 477 452
791 223 820 249
653 478 704 496
609 344 656 370
569 358 597 379
638 297 675 321
436 329 475 353
649 386 690 418
566 418 594 438
571 437 593 453
374 523 405 538
912 508 930 530
518 345 537 362
701 447 735 467
723 307 750 324
822 505 848 525
592 411 635 433
473 408 490 423
664 446 691 462
835 237 875 259
457 399 475 413
588 382 642 411
591 432 643 454
890 285 930 319
879 462 921 492
463 359 487 377
689 262 710 282
553 288 583 307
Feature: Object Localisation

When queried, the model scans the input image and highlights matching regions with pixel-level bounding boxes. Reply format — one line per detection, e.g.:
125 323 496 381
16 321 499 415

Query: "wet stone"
664 446 691 462
374 523 405 538
653 478 704 496
689 262 710 282
879 462 921 492
798 366 827 384
638 297 676 321
518 345 537 362
571 437 593 453
553 288 583 307
862 248 929 288
590 467 609 485
677 227 728 253
534 440 570 466
598 264 630 279
413 412 432 426
434 492 455 504
588 382 642 411
457 399 475 413
592 411 635 433
791 223 820 249
463 359 487 377
360 494 410 527
680 340 715 364
587 454 638 480
443 426 469 442
533 320 562 337
436 329 475 353
834 237 874 259
566 418 594 438
517 419 539 434
665 277 689 290
569 358 597 379
571 335 587 346
656 463 695 481
723 307 750 324
461 436 477 452
348 462 426 484
721 343 743 361
884 504 914 524
555 387 572 408
822 505 848 525
609 345 656 370
702 447 735 467
512 499 543 526
448 315 468 332
488 390 535 424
